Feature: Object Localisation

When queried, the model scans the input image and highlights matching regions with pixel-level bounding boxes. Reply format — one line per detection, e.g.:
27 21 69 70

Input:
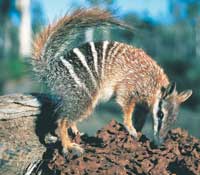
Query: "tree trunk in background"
17 0 31 58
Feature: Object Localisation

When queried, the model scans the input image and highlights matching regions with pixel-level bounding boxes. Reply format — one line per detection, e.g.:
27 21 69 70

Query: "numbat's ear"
162 82 177 98
166 82 176 95
177 90 192 103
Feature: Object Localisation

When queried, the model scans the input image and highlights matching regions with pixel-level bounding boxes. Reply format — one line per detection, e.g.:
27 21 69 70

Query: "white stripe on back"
60 56 91 97
107 42 118 65
73 48 97 86
101 41 109 80
89 42 98 75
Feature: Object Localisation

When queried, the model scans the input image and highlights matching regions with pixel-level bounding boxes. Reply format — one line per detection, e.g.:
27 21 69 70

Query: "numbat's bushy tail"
32 8 128 83
32 8 192 155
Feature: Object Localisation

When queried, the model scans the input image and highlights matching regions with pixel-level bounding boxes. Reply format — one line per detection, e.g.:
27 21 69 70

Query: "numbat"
32 8 192 155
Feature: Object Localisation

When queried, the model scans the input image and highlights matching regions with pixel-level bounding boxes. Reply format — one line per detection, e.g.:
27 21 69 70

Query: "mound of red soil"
36 120 200 175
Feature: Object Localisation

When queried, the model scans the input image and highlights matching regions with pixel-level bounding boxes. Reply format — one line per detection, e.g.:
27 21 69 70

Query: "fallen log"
0 93 60 175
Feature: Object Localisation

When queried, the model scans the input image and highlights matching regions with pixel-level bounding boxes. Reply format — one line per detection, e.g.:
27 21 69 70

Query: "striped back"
58 41 118 96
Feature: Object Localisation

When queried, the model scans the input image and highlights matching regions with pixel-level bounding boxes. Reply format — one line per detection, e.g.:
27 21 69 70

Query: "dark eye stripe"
157 100 164 132
158 100 162 109
157 110 164 119
158 120 162 132
157 110 164 131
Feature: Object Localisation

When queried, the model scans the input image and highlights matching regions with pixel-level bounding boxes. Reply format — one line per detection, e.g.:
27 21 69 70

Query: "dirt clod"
38 120 200 175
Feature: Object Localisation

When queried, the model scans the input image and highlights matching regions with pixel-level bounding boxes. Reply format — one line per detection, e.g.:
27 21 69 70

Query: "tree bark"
0 93 60 175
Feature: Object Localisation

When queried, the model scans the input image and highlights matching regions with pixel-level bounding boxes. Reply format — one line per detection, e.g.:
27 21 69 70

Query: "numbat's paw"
62 143 84 157
125 126 138 139
71 126 84 136
72 130 85 136
45 134 58 144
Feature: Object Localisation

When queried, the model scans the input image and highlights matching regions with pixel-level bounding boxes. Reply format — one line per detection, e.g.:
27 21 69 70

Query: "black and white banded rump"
58 41 117 97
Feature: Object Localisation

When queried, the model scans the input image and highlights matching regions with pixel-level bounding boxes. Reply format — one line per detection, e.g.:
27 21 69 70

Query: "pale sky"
41 0 171 24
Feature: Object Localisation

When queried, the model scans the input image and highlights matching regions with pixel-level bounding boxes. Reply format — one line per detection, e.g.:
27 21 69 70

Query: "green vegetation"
0 58 26 80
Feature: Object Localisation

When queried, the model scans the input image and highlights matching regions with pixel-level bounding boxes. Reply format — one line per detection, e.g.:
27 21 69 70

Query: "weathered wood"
0 93 60 175
0 94 41 119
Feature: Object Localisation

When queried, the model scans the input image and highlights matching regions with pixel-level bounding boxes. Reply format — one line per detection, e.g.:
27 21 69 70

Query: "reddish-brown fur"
103 43 169 105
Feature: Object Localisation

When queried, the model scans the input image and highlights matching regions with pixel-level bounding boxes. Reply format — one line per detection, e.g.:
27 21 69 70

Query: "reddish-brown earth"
33 120 200 175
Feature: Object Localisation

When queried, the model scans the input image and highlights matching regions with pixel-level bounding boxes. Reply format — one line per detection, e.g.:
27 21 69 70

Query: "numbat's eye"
157 110 164 120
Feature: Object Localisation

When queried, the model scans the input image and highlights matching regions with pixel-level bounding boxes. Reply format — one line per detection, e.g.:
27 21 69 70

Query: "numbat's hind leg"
58 119 84 156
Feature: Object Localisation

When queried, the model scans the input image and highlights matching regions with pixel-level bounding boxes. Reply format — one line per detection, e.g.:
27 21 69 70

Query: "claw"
125 126 138 139
71 124 84 136
62 147 69 156
79 132 85 136
72 130 84 136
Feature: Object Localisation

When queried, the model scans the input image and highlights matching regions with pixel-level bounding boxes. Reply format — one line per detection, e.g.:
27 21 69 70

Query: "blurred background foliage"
0 0 199 138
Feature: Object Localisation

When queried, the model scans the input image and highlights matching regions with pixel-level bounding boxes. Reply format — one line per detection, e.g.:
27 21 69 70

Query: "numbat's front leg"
58 119 84 156
122 99 138 138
